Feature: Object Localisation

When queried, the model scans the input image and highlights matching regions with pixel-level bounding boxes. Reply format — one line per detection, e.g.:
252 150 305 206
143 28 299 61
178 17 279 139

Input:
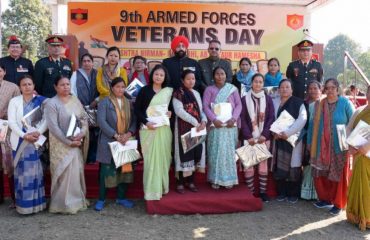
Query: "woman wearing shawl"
0 64 20 207
128 56 149 86
70 53 99 163
300 80 322 200
97 46 128 99
346 86 370 230
173 70 207 193
95 77 137 211
240 73 275 202
45 75 89 214
264 58 283 87
307 78 354 215
135 64 173 200
273 79 307 204
232 58 255 97
8 75 47 214
203 66 242 189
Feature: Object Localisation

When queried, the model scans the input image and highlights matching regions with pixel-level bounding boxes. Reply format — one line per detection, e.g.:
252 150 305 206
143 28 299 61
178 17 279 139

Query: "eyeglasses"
209 47 219 51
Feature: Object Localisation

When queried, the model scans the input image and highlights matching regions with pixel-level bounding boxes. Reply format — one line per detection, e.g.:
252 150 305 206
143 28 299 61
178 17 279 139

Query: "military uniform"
0 56 34 84
34 56 72 98
286 40 323 100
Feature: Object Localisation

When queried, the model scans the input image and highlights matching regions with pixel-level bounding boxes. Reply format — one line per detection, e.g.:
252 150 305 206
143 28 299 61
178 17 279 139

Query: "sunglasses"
209 47 220 51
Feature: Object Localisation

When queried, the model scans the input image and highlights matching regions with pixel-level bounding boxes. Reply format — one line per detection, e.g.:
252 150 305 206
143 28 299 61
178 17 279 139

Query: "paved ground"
0 198 369 240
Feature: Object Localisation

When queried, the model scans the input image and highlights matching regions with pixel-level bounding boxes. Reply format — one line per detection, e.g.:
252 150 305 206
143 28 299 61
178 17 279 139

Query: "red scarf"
130 69 149 84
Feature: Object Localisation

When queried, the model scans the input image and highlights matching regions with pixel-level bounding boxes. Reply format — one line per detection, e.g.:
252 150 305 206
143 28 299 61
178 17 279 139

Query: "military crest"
287 14 304 31
71 8 88 25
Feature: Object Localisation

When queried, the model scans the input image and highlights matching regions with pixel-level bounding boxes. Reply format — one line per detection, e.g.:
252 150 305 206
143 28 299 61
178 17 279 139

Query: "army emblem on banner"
71 8 88 25
287 14 304 30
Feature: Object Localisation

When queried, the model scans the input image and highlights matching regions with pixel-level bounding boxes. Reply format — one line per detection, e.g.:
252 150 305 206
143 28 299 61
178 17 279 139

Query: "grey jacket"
96 96 137 164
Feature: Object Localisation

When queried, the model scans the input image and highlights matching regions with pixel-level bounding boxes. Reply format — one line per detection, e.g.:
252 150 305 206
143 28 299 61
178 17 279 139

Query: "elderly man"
0 36 34 84
162 35 203 92
34 36 72 98
286 39 323 100
198 39 233 86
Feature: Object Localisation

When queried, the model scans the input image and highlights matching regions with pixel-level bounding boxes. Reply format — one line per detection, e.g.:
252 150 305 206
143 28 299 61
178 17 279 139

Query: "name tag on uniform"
16 65 29 73
47 67 54 75
183 67 195 71
309 69 318 73
63 65 71 71
294 68 299 77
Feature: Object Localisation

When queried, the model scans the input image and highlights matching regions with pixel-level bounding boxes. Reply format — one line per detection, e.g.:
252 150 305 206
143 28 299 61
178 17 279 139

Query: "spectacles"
209 47 219 51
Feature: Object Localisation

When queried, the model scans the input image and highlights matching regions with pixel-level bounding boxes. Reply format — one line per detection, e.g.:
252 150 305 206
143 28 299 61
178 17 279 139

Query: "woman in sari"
307 78 354 215
173 69 207 193
273 79 307 203
240 73 275 202
135 64 173 200
0 65 20 206
95 77 137 211
301 80 322 200
45 75 89 214
203 66 242 189
346 85 370 230
7 75 47 214
97 46 128 99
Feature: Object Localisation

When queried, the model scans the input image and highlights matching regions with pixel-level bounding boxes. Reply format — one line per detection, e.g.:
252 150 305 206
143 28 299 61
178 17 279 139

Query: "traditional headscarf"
171 35 189 53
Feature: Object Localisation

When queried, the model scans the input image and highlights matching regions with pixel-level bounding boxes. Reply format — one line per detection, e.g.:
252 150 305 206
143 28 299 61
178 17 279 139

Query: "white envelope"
191 127 207 137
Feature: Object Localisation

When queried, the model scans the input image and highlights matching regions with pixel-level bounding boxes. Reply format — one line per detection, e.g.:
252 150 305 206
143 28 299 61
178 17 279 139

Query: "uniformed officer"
34 36 72 98
0 35 34 84
286 39 323 100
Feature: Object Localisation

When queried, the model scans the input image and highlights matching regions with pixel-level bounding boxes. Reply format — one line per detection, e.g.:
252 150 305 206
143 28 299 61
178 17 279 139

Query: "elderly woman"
8 75 47 214
135 64 173 200
203 66 242 189
308 78 354 215
70 53 99 163
301 80 322 200
45 75 89 214
240 73 275 202
273 79 307 204
97 46 128 99
95 77 137 211
0 65 20 206
128 55 149 85
173 69 207 193
232 57 255 96
346 86 370 230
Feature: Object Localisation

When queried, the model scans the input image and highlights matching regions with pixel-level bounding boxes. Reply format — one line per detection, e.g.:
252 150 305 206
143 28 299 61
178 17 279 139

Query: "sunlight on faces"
213 68 226 86
19 77 35 95
107 50 120 66
252 75 264 93
271 215 345 240
279 81 293 98
298 48 312 61
208 42 221 58
193 227 209 239
182 72 196 90
152 68 166 86
111 81 126 98
268 59 280 75
55 77 71 97
8 43 22 59
240 60 251 74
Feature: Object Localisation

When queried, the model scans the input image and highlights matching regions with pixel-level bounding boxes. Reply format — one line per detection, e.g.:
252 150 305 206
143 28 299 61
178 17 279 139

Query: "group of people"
0 34 369 231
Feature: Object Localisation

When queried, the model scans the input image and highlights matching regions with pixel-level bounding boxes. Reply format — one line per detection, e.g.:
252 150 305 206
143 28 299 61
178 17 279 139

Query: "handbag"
236 141 272 169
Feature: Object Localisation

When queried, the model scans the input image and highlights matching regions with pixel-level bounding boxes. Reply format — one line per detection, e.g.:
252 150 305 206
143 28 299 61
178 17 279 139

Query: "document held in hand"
270 110 299 147
0 119 8 143
145 104 170 128
108 140 141 168
125 78 145 99
347 120 370 157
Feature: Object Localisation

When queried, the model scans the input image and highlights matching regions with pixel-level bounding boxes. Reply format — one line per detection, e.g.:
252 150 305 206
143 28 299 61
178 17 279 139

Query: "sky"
1 0 370 51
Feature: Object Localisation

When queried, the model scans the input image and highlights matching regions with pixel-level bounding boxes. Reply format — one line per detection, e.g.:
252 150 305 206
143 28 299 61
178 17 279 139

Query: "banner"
68 2 306 70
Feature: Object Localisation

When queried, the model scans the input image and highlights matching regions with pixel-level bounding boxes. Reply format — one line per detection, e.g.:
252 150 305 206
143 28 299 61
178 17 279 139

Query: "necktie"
56 60 60 68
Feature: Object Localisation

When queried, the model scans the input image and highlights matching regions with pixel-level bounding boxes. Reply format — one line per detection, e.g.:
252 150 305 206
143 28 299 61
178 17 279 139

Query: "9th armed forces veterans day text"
111 10 265 45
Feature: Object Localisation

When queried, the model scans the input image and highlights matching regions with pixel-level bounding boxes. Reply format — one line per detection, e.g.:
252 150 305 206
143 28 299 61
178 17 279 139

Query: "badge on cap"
45 36 64 46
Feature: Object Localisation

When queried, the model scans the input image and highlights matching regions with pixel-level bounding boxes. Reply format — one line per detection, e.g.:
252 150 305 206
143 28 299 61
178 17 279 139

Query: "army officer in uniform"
34 36 72 98
0 36 34 84
286 40 323 100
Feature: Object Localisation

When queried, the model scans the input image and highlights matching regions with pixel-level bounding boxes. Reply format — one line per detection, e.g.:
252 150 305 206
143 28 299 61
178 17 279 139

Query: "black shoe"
260 193 270 202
